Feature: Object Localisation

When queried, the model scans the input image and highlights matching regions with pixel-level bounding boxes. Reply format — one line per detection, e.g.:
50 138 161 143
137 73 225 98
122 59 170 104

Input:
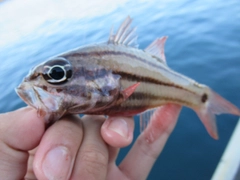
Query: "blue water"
0 0 240 179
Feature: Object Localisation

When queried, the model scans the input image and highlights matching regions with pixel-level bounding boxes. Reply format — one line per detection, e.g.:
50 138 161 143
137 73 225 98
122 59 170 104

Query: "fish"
16 16 240 139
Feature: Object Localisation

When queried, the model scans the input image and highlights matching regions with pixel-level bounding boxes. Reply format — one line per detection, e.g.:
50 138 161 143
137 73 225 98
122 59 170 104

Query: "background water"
0 0 240 179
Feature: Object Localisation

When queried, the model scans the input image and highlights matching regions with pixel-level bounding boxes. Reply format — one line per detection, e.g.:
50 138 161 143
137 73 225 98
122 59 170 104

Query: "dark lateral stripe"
115 71 196 94
130 92 158 100
72 67 110 80
106 96 187 112
128 92 193 106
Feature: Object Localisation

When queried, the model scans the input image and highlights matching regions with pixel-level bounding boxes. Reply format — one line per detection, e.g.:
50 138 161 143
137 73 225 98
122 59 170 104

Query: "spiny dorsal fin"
145 36 168 64
108 16 138 48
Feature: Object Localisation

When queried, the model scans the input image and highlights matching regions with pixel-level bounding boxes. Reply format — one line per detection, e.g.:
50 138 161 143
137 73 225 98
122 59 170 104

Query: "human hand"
0 104 181 180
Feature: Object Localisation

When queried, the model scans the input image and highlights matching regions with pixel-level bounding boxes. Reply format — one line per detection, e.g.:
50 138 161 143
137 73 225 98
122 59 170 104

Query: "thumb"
0 107 45 179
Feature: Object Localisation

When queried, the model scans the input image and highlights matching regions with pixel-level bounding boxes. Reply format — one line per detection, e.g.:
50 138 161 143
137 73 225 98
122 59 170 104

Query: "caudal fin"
195 89 240 140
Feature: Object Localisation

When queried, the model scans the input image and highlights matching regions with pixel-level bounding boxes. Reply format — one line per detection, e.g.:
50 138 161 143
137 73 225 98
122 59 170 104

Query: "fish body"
60 43 208 114
16 16 240 139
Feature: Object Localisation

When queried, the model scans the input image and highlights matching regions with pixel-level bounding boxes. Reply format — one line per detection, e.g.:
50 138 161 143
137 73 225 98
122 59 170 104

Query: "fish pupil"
49 67 65 80
201 93 208 103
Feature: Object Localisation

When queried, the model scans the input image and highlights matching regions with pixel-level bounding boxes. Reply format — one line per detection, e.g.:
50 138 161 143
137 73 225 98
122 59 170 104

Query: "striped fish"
16 16 240 139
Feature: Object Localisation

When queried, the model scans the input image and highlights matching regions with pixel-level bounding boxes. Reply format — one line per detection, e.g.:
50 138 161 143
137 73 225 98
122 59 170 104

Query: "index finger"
119 104 181 180
0 106 45 151
0 107 45 179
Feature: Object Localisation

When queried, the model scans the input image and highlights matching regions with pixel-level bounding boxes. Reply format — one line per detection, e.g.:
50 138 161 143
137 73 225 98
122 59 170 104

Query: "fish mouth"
16 82 64 121
15 82 39 109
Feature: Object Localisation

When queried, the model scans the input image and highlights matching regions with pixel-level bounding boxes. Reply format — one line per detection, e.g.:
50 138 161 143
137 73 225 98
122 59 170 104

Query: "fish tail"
195 89 240 140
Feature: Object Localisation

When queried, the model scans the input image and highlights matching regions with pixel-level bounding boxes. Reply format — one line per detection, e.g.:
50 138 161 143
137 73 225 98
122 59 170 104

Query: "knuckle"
137 138 159 160
81 147 108 175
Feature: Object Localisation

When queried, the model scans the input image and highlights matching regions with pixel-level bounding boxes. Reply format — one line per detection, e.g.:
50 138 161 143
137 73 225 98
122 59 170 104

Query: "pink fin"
145 36 168 63
139 109 156 133
121 82 140 100
139 104 181 144
195 89 240 140
196 108 218 139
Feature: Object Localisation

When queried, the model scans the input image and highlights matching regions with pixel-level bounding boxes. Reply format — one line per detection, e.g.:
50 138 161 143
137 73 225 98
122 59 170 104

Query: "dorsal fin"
108 16 138 48
145 36 168 63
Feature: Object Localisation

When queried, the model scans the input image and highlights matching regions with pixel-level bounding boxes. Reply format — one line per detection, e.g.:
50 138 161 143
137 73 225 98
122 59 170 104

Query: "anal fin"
139 109 156 133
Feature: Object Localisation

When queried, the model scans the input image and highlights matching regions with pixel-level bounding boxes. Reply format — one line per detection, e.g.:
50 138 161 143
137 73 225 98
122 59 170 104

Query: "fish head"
16 55 122 122
16 57 73 122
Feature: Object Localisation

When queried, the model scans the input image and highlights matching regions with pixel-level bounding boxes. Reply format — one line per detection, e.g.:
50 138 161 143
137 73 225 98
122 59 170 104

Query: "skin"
0 104 181 180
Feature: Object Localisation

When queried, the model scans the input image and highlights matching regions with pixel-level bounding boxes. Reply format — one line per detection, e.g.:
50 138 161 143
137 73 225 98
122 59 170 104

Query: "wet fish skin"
16 16 240 139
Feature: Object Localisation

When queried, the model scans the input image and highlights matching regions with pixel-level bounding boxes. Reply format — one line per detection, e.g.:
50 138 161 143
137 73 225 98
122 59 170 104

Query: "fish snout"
15 82 37 108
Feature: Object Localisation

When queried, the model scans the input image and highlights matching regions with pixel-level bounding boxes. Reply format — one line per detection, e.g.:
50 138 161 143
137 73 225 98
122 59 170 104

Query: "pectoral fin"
121 82 140 100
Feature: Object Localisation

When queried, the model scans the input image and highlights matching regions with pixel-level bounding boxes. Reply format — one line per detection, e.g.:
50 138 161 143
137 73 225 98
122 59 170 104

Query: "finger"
119 104 182 180
33 115 83 180
25 148 38 180
101 116 134 148
101 116 134 169
70 115 109 180
0 107 45 179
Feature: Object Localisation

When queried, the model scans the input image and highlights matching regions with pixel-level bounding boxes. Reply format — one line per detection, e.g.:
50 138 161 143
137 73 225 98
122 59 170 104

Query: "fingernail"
42 146 73 180
108 118 129 138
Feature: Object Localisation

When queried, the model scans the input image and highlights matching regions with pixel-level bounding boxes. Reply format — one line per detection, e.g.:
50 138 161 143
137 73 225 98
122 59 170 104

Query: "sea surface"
0 0 240 179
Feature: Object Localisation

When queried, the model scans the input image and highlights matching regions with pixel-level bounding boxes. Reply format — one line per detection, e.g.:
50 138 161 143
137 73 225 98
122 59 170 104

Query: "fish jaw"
16 82 65 122
16 82 39 108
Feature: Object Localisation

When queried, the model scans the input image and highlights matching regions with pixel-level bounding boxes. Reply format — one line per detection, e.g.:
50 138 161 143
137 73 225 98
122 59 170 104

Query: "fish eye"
42 57 72 84
48 65 66 80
